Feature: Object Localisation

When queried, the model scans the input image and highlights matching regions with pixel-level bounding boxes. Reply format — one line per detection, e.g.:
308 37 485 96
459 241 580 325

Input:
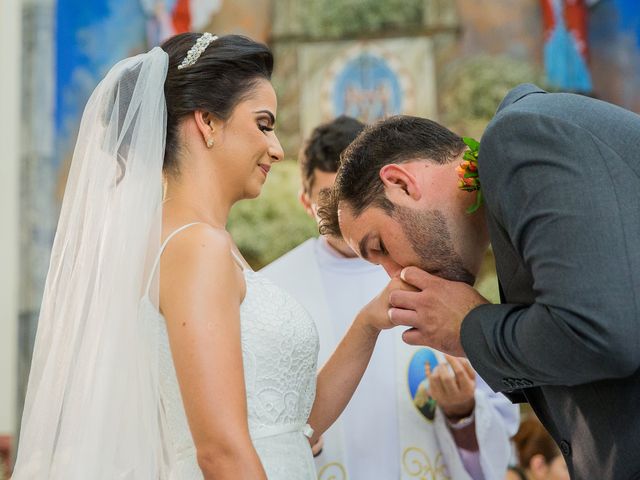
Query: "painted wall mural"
55 0 221 177
541 0 593 92
299 38 435 139
55 0 146 175
141 0 222 47
589 0 640 111
328 50 407 124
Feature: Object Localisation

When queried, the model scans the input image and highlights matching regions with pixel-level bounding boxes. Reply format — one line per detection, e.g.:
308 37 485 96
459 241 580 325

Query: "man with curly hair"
317 85 640 479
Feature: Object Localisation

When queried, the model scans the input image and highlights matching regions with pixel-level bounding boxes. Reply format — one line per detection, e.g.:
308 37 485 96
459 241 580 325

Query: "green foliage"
441 54 546 137
227 160 318 270
301 0 424 38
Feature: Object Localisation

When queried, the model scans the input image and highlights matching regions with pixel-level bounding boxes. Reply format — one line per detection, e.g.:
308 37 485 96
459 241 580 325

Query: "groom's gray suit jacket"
461 84 640 479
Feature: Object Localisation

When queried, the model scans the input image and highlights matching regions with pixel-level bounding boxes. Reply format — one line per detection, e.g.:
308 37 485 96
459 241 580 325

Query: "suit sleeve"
461 110 640 392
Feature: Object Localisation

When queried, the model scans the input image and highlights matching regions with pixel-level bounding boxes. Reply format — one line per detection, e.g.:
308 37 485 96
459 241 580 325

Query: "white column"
0 0 22 440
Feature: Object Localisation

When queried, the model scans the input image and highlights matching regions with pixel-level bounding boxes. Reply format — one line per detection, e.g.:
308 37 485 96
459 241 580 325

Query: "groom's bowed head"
318 88 640 479
317 115 490 356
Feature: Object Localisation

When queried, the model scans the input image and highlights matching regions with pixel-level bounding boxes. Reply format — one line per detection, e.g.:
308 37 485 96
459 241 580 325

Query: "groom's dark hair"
318 115 465 237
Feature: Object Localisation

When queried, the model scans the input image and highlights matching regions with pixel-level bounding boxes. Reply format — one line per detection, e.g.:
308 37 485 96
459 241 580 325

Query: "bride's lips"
259 164 271 176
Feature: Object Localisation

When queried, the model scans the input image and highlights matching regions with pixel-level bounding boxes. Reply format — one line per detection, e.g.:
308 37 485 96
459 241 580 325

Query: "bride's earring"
205 119 215 148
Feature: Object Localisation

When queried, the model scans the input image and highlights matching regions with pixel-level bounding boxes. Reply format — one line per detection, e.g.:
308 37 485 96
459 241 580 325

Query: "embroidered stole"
261 240 473 480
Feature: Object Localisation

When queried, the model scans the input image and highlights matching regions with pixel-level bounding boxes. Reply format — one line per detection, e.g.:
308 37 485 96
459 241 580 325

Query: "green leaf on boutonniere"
462 137 480 151
466 189 483 214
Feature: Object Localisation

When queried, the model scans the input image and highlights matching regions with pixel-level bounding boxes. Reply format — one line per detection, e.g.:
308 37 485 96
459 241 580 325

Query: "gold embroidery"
402 447 450 480
317 461 347 480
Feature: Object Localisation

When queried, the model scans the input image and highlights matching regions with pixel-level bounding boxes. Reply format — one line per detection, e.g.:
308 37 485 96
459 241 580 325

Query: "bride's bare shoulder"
160 222 244 297
163 222 233 254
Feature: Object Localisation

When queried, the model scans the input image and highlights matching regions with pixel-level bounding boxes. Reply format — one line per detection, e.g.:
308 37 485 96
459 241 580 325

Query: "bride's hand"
359 275 420 332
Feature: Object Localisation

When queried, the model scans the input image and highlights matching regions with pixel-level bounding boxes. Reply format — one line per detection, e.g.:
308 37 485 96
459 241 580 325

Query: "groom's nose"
380 257 403 278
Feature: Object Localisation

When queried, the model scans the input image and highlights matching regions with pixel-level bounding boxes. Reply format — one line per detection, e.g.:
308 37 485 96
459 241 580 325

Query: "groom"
263 116 518 480
318 84 640 479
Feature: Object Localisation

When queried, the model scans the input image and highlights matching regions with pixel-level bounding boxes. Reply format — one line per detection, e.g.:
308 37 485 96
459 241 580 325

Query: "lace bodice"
147 225 319 479
240 269 319 437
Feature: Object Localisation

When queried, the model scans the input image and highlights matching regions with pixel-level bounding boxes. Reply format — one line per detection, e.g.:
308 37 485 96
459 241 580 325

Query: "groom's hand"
388 266 489 356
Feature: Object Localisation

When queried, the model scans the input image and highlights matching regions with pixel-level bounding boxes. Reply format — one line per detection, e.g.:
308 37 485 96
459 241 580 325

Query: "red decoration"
541 0 590 60
172 0 192 34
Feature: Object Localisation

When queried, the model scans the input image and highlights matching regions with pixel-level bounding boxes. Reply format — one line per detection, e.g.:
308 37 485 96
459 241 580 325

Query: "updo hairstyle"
160 33 274 175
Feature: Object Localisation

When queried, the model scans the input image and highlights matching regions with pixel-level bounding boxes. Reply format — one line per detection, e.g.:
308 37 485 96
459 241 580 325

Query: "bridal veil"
13 46 171 478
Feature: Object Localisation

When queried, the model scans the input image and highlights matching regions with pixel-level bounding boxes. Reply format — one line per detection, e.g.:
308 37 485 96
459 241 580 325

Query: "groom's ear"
379 164 422 202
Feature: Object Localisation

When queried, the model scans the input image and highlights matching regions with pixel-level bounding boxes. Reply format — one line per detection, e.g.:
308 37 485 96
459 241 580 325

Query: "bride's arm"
306 276 411 443
160 224 267 480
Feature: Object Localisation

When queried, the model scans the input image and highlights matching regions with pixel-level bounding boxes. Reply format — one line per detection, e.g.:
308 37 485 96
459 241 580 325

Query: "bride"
12 33 408 479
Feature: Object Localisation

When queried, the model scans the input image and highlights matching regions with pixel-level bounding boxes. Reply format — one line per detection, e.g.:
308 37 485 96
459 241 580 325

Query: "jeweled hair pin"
177 32 218 70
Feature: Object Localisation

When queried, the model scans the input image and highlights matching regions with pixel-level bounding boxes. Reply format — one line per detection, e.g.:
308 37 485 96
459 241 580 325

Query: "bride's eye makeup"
255 110 275 133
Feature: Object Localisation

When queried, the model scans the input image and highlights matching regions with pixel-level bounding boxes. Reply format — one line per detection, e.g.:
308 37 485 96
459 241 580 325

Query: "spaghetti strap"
160 223 203 254
144 222 203 296
229 249 247 271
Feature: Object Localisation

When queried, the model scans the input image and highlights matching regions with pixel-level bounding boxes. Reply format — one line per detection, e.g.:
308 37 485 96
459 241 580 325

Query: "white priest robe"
261 237 519 480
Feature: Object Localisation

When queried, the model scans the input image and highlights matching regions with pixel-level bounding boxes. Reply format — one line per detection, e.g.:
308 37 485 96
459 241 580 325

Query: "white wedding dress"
144 224 320 479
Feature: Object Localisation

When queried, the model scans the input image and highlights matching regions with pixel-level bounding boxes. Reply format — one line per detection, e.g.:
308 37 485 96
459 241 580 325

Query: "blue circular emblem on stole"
408 348 440 421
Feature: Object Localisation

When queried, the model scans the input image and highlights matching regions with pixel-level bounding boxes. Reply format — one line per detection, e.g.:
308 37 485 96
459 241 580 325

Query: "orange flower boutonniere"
457 137 483 214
